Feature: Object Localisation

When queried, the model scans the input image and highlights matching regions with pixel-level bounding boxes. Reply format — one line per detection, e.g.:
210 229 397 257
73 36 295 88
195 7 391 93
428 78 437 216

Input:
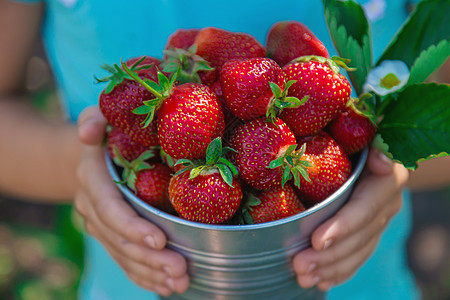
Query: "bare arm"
0 0 81 202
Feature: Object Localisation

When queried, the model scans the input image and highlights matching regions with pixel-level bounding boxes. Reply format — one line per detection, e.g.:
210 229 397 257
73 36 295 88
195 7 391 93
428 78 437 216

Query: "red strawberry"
280 56 352 137
295 131 352 205
107 126 158 163
157 82 225 160
194 27 267 73
219 58 286 121
98 56 161 146
244 185 306 224
135 163 174 213
164 28 200 50
326 106 377 155
121 62 225 161
168 138 242 224
113 149 173 213
229 117 309 190
266 21 329 66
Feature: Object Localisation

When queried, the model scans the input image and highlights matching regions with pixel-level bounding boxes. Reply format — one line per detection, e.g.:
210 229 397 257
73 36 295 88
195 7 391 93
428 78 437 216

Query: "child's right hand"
75 106 190 297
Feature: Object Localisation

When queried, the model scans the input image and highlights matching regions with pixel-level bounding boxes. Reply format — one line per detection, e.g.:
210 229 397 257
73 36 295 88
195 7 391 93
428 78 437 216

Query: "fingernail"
377 150 393 166
307 263 317 274
165 277 175 291
323 239 333 250
312 276 321 286
144 235 156 248
163 266 173 277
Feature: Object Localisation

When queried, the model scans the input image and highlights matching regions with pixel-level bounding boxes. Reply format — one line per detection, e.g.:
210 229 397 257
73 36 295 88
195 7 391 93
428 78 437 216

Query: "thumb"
366 148 394 176
77 106 108 146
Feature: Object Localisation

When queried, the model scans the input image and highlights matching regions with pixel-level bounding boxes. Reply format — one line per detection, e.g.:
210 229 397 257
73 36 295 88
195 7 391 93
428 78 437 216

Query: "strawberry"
135 163 174 213
98 56 161 146
266 21 329 66
229 117 310 190
220 58 303 121
156 82 225 159
280 56 352 137
164 28 200 51
194 27 267 73
168 138 242 224
295 131 352 205
121 62 225 160
114 150 173 213
107 126 159 163
243 185 306 224
326 105 377 155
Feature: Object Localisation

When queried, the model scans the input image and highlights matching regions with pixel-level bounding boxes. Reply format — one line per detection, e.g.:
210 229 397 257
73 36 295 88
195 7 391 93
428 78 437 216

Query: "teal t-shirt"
13 0 421 299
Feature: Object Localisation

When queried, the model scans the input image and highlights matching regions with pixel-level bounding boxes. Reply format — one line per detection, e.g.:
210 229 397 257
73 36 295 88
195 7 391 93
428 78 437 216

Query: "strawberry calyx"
161 45 215 85
121 60 179 128
95 56 154 94
173 137 238 187
113 147 156 192
347 95 377 123
238 192 261 225
267 143 312 188
290 55 356 74
266 80 309 122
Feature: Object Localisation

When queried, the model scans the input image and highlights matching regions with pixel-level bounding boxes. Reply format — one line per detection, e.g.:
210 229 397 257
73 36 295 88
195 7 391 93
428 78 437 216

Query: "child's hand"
75 106 190 297
292 148 409 291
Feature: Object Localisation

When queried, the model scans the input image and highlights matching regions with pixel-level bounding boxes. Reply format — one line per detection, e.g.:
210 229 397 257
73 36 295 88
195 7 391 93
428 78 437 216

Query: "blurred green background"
0 42 449 300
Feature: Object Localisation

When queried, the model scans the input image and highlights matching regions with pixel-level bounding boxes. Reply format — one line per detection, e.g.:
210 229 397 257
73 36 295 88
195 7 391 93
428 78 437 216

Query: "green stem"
121 60 163 99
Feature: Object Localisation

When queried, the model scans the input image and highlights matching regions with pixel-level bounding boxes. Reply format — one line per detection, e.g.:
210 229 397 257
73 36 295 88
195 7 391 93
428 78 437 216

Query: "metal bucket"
106 148 368 300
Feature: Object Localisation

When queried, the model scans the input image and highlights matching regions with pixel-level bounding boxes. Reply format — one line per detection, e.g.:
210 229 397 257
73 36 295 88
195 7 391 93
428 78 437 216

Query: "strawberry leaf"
323 0 373 95
189 166 206 179
281 166 291 187
206 137 222 165
132 105 152 115
217 164 234 187
268 156 284 169
377 83 450 169
378 0 450 69
408 40 450 84
218 157 238 176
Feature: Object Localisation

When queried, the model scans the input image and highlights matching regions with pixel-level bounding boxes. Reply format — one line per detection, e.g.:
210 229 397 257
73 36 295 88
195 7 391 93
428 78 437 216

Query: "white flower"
363 60 410 96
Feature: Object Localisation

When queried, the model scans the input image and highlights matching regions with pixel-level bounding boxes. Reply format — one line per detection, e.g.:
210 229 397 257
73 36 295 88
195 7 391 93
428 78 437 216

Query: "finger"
366 148 394 176
310 163 408 251
314 232 382 288
77 105 108 145
293 191 402 274
296 232 381 290
76 146 167 250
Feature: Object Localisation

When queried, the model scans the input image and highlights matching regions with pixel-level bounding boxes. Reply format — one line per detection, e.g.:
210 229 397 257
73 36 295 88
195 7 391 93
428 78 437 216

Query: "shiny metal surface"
106 148 368 300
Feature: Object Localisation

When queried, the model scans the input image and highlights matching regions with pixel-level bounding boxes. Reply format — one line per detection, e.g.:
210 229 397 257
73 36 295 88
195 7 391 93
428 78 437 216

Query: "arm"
0 1 189 296
0 0 79 202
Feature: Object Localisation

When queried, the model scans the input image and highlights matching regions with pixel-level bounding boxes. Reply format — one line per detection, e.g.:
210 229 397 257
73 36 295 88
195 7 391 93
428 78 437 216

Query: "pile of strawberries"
99 21 377 225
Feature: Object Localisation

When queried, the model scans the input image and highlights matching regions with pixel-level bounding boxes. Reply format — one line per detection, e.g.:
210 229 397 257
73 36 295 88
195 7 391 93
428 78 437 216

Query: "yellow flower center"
380 73 401 89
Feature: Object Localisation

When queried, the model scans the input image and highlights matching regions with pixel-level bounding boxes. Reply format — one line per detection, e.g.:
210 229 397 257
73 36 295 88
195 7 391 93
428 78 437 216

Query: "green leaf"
408 40 450 84
132 105 152 115
206 137 222 165
378 0 450 69
269 82 283 98
217 164 234 187
218 157 238 176
216 164 233 187
377 83 450 169
189 166 205 179
268 156 284 169
281 166 291 187
323 0 373 94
